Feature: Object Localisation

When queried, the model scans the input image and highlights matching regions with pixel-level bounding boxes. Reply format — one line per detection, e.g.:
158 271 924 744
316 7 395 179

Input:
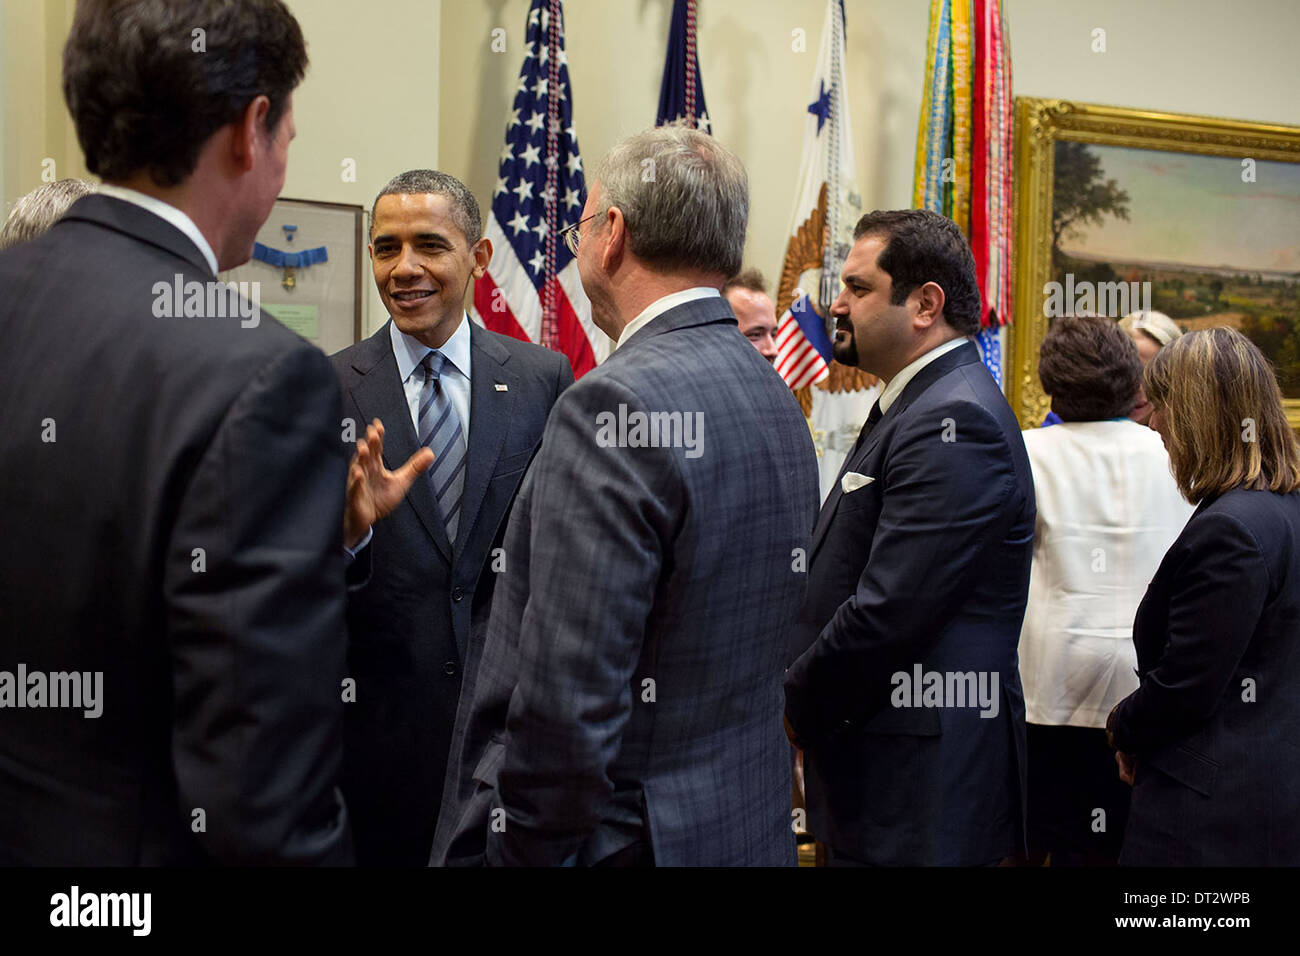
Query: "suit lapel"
456 323 517 555
808 341 982 561
349 323 453 564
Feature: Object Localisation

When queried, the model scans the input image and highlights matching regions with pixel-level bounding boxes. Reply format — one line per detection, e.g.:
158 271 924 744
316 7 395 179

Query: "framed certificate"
223 197 364 353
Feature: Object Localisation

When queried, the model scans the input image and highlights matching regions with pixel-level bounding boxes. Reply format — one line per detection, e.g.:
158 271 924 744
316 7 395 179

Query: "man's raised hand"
343 418 435 549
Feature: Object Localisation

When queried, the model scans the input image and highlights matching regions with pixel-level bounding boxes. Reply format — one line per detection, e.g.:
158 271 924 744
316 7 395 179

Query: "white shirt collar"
389 311 473 385
96 184 219 275
615 287 720 350
877 336 970 414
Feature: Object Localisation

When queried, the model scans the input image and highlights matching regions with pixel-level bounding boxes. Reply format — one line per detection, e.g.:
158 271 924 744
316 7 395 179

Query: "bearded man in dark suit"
785 209 1036 867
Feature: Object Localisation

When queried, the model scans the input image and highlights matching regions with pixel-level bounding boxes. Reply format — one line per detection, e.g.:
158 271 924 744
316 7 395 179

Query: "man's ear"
471 237 493 279
230 95 272 173
600 206 626 273
914 281 946 331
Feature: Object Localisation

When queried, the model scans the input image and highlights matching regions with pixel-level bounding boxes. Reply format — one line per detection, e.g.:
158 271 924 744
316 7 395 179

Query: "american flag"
470 0 605 377
775 293 833 389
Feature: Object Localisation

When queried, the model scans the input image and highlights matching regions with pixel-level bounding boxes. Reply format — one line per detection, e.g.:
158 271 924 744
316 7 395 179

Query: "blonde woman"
1107 327 1300 865
1119 310 1182 425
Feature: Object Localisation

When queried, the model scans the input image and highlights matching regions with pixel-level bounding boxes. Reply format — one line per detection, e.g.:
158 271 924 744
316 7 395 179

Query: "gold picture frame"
1008 98 1300 428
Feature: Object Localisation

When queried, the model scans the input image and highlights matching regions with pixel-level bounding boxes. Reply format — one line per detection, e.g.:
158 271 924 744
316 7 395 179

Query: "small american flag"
775 292 833 389
470 0 605 377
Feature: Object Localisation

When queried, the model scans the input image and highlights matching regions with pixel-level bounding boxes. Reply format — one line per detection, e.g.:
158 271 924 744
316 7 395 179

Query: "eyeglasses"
560 214 597 256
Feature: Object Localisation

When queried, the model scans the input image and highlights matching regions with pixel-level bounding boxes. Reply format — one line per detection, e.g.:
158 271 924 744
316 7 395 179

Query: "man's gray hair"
370 169 482 244
592 126 747 278
0 179 96 250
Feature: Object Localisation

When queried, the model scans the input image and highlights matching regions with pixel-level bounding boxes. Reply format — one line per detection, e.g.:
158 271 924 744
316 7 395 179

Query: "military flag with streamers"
775 0 873 500
471 0 606 378
913 0 1013 385
656 0 711 131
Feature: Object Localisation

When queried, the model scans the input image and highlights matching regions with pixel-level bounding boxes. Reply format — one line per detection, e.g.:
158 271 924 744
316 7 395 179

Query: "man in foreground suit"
331 170 573 866
785 209 1035 866
0 0 350 864
431 126 819 867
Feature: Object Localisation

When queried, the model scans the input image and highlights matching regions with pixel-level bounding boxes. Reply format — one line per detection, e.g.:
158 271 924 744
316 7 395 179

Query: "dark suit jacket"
330 319 571 866
786 340 1035 865
430 293 820 866
0 195 351 865
1110 487 1300 866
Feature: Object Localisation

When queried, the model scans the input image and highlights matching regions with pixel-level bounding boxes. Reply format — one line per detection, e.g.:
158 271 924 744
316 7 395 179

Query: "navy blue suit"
330 319 571 866
1110 487 1300 866
0 196 351 865
786 340 1035 865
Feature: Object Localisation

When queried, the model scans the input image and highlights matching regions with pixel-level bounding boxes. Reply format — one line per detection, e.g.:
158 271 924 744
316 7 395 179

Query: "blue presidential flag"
655 0 710 132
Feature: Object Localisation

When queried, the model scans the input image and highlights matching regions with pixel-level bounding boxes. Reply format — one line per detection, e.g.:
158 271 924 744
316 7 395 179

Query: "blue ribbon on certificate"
252 242 329 268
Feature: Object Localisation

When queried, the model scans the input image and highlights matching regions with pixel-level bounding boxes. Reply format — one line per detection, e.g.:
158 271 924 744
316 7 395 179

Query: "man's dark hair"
852 209 982 335
63 0 307 188
370 170 483 245
1038 316 1142 421
723 267 767 297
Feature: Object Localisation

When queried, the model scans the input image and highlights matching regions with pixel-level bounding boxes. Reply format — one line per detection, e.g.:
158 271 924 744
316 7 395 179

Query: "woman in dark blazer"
1107 326 1300 865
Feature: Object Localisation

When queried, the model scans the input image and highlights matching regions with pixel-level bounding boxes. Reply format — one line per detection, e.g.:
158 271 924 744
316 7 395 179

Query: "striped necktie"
418 351 467 545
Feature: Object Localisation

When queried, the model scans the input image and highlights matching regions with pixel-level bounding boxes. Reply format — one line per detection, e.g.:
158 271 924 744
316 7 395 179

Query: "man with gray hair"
330 168 573 866
0 179 96 249
432 126 819 866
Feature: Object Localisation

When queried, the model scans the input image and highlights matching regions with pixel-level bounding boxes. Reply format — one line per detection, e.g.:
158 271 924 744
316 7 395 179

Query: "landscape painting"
1009 99 1300 427
1051 143 1300 395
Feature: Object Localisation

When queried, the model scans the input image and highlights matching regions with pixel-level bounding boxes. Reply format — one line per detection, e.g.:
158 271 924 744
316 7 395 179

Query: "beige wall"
1 0 84 218
280 0 441 335
438 0 1300 293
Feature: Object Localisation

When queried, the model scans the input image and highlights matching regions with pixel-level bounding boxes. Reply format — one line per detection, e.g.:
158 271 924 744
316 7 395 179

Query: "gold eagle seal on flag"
778 184 877 417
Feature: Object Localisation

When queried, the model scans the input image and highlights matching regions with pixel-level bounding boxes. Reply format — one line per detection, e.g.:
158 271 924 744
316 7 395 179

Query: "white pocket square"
841 471 875 494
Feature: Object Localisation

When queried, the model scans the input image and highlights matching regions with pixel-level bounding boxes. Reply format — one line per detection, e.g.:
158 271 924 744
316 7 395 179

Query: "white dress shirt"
96 183 219 275
615 287 720 350
389 312 473 439
1018 419 1195 728
877 335 969 413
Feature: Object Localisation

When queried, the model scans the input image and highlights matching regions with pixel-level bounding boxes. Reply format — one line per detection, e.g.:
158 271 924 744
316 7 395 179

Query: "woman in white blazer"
1019 316 1193 865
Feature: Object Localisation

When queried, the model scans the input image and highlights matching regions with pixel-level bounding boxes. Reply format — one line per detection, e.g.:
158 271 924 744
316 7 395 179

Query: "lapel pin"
495 383 509 392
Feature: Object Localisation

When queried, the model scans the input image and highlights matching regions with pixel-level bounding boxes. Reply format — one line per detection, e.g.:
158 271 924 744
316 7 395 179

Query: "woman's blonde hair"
1144 327 1300 503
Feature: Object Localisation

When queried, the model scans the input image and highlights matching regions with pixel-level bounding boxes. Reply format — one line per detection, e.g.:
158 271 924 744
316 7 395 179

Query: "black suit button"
452 586 465 602
443 661 459 677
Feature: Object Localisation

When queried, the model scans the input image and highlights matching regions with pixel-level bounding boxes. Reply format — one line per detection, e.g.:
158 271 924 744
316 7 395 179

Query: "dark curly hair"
63 0 308 188
1038 316 1142 421
852 209 982 335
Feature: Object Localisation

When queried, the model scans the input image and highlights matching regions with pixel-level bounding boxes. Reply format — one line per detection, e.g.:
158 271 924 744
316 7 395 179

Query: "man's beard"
831 322 859 367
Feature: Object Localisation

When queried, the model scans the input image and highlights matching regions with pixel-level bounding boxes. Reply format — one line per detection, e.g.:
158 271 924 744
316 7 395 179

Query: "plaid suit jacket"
430 293 819 866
